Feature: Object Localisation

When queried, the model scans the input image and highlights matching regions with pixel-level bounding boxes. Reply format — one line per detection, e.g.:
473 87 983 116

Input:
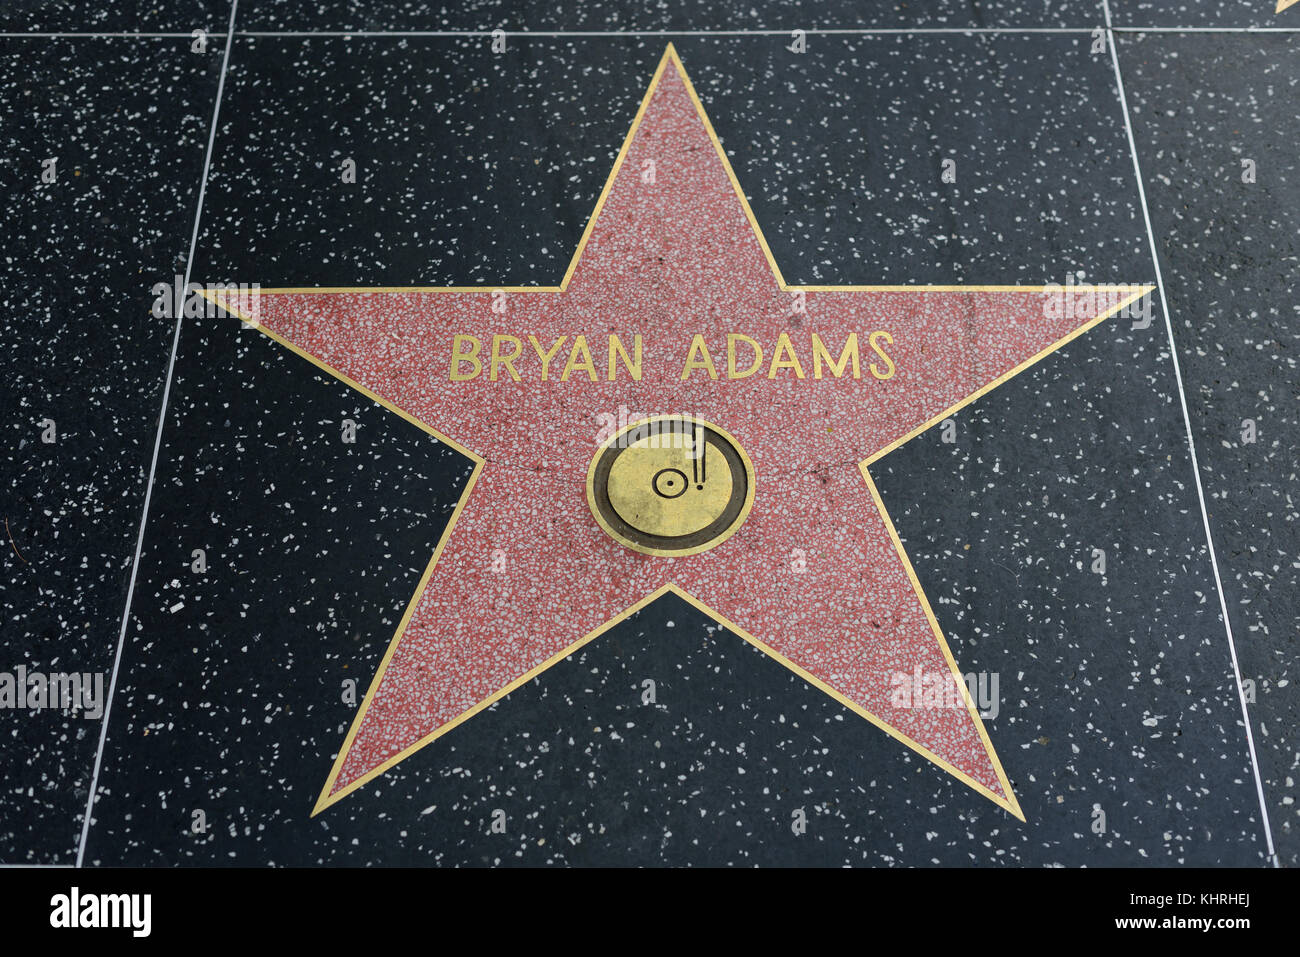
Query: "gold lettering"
450 335 483 381
868 330 896 380
767 332 805 379
490 335 522 381
811 333 860 379
608 334 642 381
727 334 764 379
561 335 598 382
681 334 719 380
528 335 567 381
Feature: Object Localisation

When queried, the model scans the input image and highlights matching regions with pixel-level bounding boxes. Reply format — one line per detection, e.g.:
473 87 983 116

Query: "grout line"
3 26 1300 39
72 0 240 870
1110 25 1300 32
1102 0 1279 869
239 26 1300 36
236 27 1093 36
0 31 195 37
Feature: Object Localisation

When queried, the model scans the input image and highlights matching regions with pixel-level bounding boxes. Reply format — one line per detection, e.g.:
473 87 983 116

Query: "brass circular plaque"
587 416 755 557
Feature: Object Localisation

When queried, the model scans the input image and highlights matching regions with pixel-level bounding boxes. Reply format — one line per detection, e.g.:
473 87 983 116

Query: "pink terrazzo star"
218 46 1147 819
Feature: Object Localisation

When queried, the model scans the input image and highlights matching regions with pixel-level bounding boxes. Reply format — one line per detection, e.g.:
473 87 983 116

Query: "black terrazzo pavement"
1118 31 1299 865
1 1 229 33
2 4 1292 867
0 36 224 862
193 35 1151 287
1110 0 1300 29
237 1 1108 33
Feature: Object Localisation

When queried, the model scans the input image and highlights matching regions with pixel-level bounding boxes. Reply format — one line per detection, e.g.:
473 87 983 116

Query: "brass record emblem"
587 415 755 557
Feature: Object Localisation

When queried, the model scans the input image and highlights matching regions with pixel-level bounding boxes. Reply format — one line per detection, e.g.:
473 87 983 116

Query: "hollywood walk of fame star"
208 45 1149 821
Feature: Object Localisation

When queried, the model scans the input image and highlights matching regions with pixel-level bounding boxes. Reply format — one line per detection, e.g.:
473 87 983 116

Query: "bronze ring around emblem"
587 415 755 557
